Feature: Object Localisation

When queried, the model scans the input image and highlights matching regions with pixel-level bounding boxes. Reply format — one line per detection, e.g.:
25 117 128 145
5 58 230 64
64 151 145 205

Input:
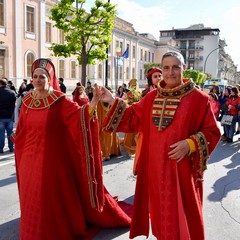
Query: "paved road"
1 132 240 239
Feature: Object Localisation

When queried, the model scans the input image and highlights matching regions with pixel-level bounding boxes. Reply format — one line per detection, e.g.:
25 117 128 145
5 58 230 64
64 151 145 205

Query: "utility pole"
105 0 110 87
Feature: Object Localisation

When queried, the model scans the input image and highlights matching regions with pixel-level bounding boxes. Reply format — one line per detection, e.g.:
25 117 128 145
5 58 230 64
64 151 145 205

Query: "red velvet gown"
12 90 131 240
103 79 221 240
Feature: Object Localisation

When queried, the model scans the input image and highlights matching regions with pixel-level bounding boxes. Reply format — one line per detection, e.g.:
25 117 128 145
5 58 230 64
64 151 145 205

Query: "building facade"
0 1 238 91
159 24 238 84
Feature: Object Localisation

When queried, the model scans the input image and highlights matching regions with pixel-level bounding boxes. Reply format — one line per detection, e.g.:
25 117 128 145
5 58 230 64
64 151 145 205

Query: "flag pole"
105 0 110 87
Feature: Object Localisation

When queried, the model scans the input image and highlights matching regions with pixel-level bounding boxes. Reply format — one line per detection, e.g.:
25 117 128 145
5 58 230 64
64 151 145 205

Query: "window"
132 46 136 59
46 22 52 43
152 53 154 62
98 64 102 79
140 49 143 61
59 60 65 78
140 69 143 80
132 67 135 78
26 6 35 33
126 67 129 80
148 52 151 62
59 30 64 44
71 61 76 79
119 66 123 80
26 52 34 77
144 51 147 61
107 64 110 79
0 0 4 26
0 49 5 80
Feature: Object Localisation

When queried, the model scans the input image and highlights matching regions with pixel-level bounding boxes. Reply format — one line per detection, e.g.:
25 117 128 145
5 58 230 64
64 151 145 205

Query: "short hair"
0 79 7 86
162 51 185 65
59 77 64 82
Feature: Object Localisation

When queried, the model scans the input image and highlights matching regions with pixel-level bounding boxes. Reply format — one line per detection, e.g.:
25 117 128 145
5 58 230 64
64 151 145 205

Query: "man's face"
162 56 185 89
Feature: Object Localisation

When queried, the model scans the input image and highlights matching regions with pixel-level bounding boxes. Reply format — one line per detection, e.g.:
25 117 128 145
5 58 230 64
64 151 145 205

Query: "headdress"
146 68 162 79
31 58 60 91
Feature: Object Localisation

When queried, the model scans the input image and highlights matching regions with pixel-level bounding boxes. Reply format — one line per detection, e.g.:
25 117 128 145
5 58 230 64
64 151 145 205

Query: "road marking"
0 160 15 167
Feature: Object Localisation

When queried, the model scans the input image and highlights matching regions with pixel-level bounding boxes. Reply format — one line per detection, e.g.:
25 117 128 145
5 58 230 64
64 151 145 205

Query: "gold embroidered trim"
81 105 96 209
157 78 195 98
191 132 209 178
104 99 126 131
22 91 64 110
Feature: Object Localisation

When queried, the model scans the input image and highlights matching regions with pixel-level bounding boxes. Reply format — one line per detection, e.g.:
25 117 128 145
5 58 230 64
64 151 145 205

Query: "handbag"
221 114 233 125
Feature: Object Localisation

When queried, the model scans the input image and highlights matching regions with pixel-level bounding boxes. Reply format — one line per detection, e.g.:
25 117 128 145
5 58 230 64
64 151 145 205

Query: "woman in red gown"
11 58 131 240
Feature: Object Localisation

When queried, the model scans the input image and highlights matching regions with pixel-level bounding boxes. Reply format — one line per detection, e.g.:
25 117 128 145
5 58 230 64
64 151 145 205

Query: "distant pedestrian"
58 77 66 93
85 80 94 101
7 80 18 94
0 79 16 153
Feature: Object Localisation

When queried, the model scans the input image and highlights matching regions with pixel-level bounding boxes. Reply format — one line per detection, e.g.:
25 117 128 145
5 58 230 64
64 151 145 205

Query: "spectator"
0 79 16 153
209 92 220 119
116 86 125 99
58 77 66 93
101 51 220 240
7 80 18 94
18 79 27 97
122 83 129 93
85 80 94 101
223 86 240 143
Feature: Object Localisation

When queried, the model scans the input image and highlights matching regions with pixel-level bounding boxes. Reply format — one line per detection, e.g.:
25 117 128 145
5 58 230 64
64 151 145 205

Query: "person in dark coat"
0 79 17 153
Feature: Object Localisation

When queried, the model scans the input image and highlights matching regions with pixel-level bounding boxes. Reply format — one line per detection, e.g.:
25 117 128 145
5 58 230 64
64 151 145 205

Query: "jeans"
224 115 238 140
0 118 14 151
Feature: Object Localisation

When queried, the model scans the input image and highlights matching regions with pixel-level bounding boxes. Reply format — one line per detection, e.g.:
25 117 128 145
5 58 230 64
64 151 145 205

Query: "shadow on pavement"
207 166 240 202
0 218 19 240
0 173 16 188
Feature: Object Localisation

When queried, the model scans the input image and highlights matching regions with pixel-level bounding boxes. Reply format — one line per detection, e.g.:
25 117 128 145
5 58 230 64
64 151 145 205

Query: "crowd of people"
1 51 234 239
208 84 240 143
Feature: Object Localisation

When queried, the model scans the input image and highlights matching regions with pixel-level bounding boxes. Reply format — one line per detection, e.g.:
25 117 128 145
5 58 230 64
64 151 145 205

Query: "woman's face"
32 69 49 92
151 72 162 85
79 87 84 94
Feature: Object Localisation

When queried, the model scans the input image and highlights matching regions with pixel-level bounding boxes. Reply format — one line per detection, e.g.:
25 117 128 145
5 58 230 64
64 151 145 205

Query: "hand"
101 87 115 105
90 85 101 109
168 140 190 162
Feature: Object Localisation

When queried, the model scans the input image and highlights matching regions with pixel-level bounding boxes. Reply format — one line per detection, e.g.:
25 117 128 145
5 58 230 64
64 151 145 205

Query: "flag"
122 47 129 59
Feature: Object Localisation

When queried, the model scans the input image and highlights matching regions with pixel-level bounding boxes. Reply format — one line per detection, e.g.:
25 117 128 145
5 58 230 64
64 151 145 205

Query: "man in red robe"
101 51 221 240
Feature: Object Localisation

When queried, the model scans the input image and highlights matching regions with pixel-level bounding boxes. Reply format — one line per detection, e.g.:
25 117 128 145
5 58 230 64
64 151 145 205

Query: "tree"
50 0 117 86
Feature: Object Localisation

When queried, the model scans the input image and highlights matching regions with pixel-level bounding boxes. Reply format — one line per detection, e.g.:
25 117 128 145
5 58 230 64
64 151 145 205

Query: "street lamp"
115 47 121 93
203 45 227 73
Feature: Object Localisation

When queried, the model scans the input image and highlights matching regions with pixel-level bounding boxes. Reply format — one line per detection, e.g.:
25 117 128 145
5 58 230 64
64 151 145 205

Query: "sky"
85 0 240 70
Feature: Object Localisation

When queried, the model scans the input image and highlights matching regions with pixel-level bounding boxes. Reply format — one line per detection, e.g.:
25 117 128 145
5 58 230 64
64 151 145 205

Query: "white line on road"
0 160 15 167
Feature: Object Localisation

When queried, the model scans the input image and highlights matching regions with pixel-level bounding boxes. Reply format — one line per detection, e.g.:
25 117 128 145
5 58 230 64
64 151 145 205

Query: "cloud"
221 6 240 66
112 0 166 39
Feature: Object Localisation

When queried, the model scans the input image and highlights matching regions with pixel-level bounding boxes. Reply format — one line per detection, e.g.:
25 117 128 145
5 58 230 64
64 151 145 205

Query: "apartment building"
159 24 238 83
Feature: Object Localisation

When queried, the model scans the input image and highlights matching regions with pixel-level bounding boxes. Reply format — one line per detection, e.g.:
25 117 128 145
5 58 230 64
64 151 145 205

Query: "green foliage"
50 0 117 85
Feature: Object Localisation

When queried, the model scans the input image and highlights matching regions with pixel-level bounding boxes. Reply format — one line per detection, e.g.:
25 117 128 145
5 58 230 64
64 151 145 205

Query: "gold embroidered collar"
22 90 65 110
153 79 196 131
157 78 195 98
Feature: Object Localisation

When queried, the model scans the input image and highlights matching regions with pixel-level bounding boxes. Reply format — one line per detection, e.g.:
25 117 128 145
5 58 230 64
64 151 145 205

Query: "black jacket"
0 86 16 119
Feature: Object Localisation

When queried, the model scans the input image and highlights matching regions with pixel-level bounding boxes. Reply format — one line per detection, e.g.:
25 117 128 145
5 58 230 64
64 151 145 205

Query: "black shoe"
0 149 3 153
9 148 14 152
235 131 240 135
226 138 233 143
